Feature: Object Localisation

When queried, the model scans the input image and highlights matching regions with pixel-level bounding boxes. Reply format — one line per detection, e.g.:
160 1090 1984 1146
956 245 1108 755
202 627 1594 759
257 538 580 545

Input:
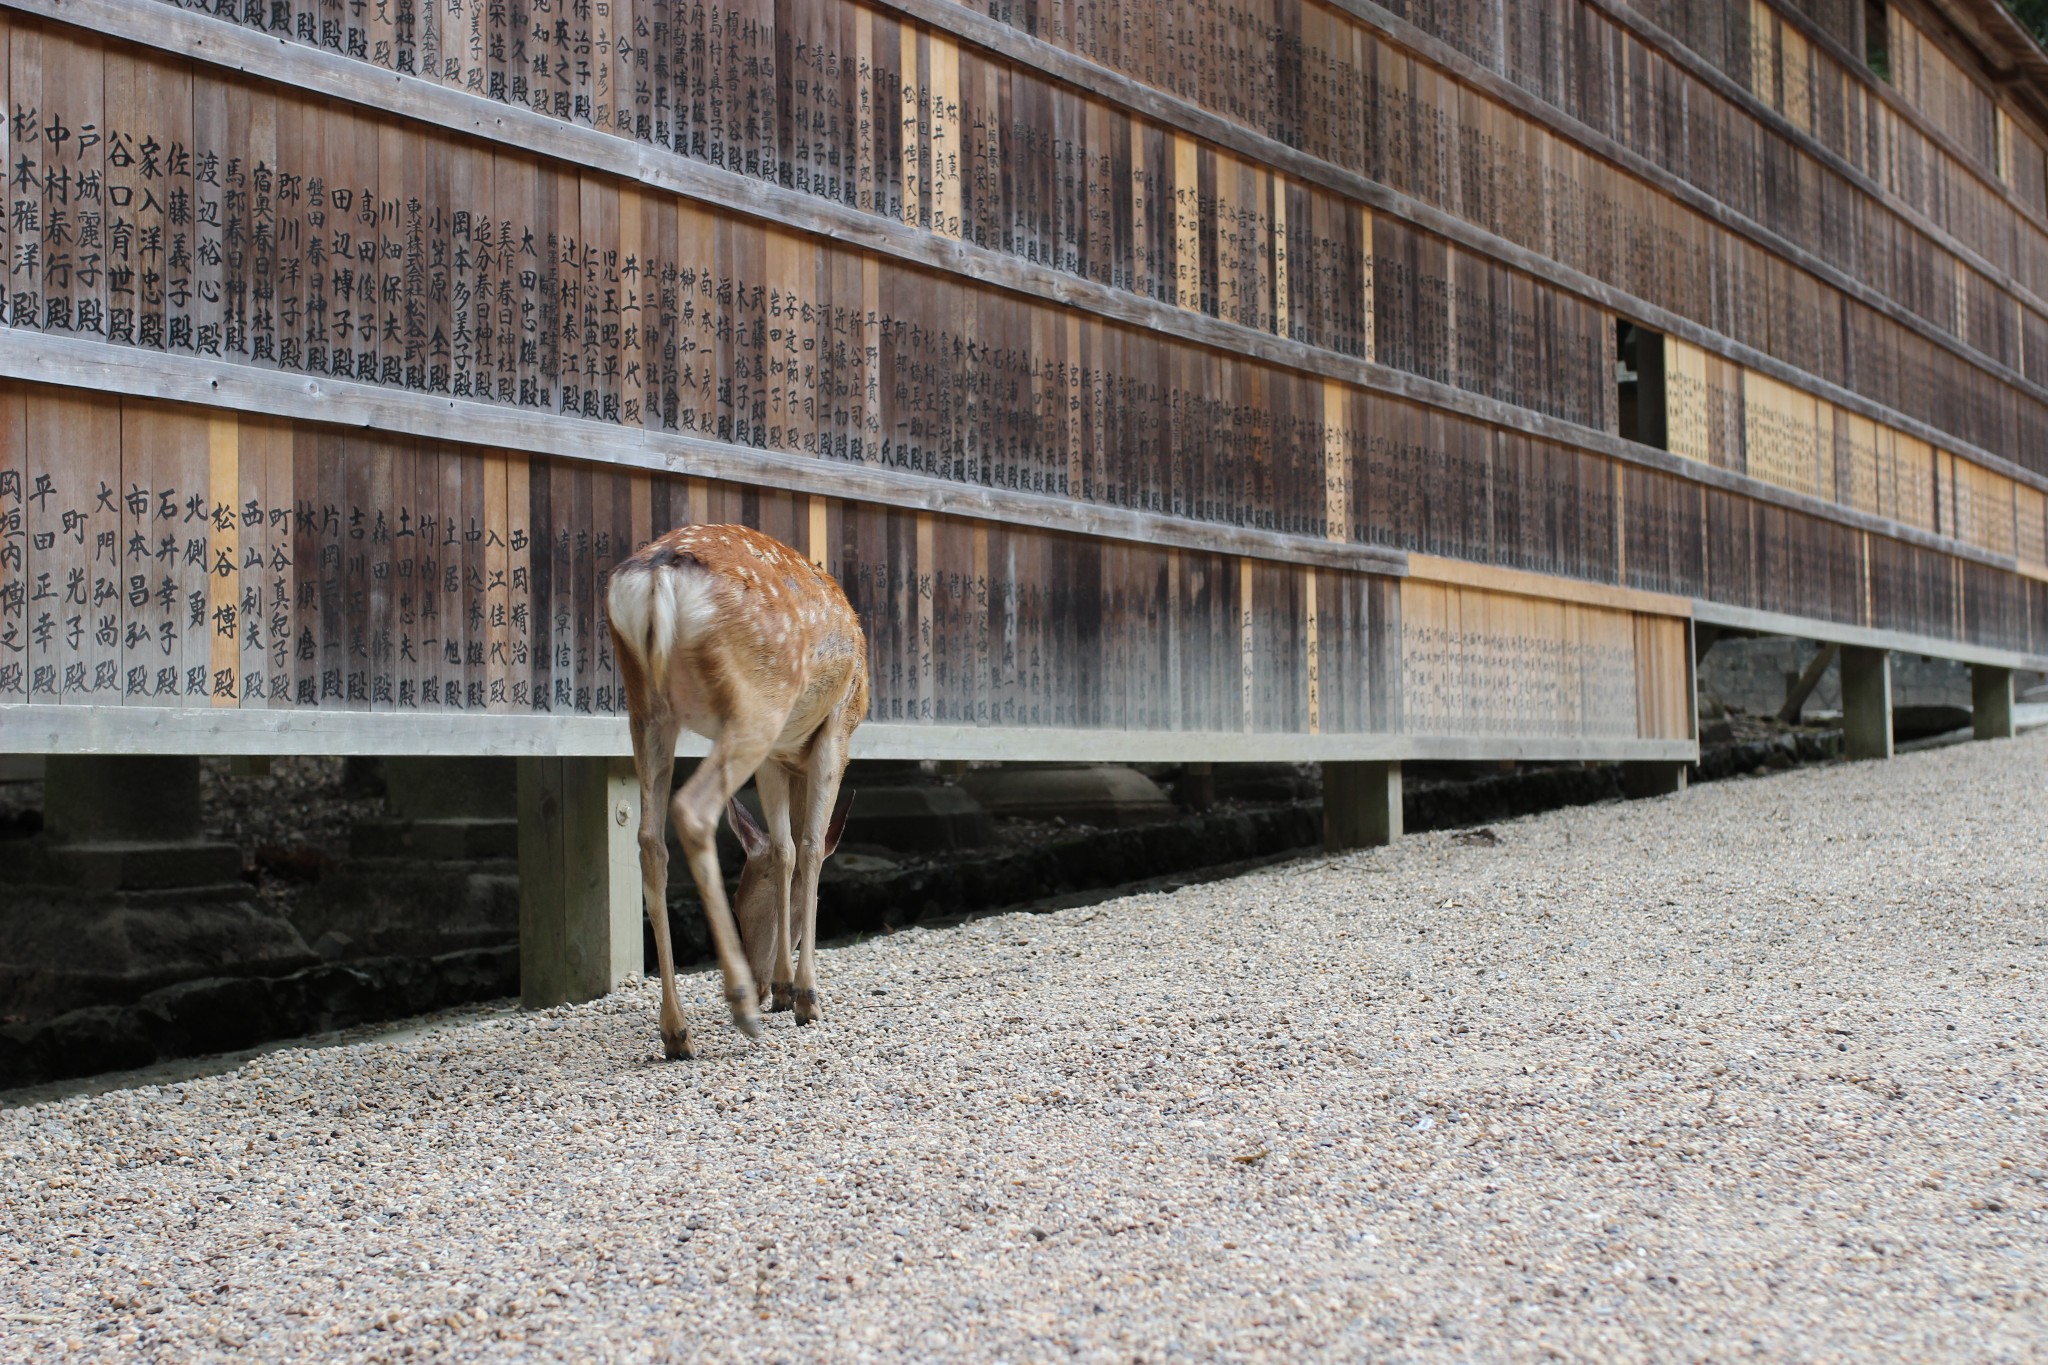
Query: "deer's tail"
606 550 716 692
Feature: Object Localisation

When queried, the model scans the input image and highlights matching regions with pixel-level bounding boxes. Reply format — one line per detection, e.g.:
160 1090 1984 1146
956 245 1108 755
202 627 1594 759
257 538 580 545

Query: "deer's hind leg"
744 762 799 1014
789 728 850 1026
670 717 782 1041
629 716 689 1059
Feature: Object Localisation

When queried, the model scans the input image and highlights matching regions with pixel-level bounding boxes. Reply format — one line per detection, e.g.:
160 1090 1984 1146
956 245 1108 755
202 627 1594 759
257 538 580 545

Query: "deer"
606 523 869 1059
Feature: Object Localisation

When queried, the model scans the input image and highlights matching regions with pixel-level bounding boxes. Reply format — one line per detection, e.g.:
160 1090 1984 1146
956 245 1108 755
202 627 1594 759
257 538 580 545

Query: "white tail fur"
606 563 716 690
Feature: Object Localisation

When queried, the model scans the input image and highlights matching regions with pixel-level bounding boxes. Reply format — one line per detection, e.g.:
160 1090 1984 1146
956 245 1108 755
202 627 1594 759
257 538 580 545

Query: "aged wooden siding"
0 0 2044 756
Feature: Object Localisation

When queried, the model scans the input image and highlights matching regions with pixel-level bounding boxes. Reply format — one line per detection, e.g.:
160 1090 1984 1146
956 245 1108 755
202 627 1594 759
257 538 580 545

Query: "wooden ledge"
1404 555 1693 618
0 705 1700 763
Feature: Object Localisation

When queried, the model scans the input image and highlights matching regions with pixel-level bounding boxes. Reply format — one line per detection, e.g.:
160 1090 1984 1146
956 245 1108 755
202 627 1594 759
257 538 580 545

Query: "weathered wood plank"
0 701 1713 761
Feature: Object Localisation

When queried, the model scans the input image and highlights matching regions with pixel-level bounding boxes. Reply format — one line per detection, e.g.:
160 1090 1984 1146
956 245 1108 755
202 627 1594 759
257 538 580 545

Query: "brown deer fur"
606 524 869 1058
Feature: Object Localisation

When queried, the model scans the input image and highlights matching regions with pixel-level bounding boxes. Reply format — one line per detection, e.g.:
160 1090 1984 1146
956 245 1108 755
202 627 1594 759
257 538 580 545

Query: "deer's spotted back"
628 524 866 670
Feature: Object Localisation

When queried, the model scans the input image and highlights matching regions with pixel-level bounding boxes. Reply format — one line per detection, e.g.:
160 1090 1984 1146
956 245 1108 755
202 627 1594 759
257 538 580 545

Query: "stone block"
349 817 519 861
0 755 45 782
40 840 246 892
292 865 519 961
0 946 522 1089
1211 763 1320 803
960 764 1175 828
836 784 993 852
383 757 518 821
43 756 204 844
0 889 316 1019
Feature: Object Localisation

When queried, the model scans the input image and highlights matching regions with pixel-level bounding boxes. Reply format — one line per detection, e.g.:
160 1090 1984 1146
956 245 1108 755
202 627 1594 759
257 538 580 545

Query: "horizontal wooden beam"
1688 601 2048 671
0 703 1703 763
1406 554 1693 618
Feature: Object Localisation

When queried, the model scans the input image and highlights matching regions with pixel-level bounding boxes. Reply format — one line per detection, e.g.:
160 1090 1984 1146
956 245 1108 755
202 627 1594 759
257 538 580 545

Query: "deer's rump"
605 526 867 754
605 544 720 693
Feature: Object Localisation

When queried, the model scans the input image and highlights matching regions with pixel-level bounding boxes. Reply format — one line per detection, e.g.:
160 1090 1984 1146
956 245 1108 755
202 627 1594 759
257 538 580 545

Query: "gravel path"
5 736 2046 1361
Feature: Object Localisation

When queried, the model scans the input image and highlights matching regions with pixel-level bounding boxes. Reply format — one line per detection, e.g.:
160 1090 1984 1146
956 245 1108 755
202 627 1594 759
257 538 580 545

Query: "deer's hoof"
770 981 795 1013
661 1027 695 1061
725 985 762 1039
793 988 821 1026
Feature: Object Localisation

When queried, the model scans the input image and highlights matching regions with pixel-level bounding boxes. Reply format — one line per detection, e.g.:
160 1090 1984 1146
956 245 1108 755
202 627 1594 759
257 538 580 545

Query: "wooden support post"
1972 665 2015 741
1840 646 1893 761
1622 762 1689 799
1322 761 1402 852
518 756 643 1009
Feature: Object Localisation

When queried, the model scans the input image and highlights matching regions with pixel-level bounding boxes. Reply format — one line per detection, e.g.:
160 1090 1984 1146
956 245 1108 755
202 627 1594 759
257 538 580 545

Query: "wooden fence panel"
3 0 2047 759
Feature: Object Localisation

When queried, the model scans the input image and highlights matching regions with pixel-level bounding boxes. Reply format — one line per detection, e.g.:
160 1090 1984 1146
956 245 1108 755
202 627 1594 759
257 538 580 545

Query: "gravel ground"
4 735 2046 1362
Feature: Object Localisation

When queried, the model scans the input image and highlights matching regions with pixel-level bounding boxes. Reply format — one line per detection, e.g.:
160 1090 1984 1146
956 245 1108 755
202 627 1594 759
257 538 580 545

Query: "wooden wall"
0 383 1697 749
0 0 2044 758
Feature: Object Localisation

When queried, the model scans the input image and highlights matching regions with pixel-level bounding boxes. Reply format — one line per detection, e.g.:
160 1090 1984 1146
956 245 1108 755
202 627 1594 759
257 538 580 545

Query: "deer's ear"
823 790 856 856
727 796 769 858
